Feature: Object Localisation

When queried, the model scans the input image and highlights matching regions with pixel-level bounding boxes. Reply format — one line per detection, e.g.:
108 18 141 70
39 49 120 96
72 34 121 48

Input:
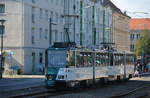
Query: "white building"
63 0 105 48
0 0 113 75
0 0 64 74
102 2 113 47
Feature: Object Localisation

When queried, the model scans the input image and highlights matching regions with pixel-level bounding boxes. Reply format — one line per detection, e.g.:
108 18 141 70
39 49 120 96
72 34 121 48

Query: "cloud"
111 0 150 18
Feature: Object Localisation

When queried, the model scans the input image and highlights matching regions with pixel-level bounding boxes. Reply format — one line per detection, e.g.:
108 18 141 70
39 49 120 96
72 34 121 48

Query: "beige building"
130 18 150 52
113 12 131 51
103 0 131 52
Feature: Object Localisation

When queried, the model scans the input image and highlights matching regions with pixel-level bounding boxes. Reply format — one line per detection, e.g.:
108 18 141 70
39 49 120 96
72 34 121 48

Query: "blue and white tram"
45 48 135 88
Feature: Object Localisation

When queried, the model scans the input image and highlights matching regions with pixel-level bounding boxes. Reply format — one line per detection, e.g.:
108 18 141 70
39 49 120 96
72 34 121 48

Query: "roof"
130 18 150 30
102 0 130 18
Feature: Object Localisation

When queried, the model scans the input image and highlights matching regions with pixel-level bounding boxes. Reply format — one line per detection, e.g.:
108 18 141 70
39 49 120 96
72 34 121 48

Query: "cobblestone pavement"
51 76 150 98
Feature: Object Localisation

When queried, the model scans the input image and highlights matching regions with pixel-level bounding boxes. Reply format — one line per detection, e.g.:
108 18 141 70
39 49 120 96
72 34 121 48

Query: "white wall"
0 0 65 74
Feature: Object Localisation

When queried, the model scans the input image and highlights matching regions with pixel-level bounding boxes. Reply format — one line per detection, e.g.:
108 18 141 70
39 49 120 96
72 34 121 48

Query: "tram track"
110 84 150 98
8 89 69 98
7 77 150 98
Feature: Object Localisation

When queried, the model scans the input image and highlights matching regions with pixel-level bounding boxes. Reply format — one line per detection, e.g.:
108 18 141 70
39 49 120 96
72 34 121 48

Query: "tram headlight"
58 75 64 80
47 75 53 80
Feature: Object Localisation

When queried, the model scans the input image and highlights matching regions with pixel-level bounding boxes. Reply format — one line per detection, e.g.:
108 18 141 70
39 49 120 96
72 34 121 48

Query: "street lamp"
49 18 56 47
0 19 6 79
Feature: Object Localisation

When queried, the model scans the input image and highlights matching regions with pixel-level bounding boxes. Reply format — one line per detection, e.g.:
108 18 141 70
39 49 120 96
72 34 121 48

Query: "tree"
134 29 150 56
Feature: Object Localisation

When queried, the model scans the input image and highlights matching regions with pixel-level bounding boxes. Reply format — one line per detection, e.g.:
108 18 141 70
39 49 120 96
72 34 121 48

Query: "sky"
111 0 150 18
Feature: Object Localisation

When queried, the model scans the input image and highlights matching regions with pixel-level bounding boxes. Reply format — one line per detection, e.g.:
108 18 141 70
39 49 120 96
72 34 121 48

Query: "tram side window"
76 53 82 67
99 54 103 66
83 54 88 67
102 55 106 66
101 55 104 66
110 53 113 66
114 55 117 66
106 54 109 66
118 55 122 65
128 55 131 65
87 53 92 67
129 55 134 65
101 54 105 66
80 53 84 67
66 51 75 68
96 53 102 66
76 52 91 67
103 54 108 66
70 51 75 67
121 55 124 65
126 55 129 65
66 52 70 68
116 55 119 66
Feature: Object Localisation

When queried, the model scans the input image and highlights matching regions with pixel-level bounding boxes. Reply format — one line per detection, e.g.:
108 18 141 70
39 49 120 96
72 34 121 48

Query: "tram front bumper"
55 80 67 88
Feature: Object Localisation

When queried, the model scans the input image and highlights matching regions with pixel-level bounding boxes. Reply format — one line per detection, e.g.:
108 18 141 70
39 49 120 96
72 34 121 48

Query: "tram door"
109 52 114 66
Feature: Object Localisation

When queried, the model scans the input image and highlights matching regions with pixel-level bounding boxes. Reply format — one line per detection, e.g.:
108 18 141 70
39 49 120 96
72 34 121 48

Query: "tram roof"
46 47 134 55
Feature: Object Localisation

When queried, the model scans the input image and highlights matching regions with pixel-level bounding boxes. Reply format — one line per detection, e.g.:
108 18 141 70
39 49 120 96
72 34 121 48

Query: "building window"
61 32 63 41
31 7 35 23
45 29 48 40
39 28 42 39
39 53 43 64
0 4 5 13
56 13 58 23
32 14 35 23
0 25 5 34
133 44 134 49
50 11 53 21
130 44 135 51
56 0 58 5
31 27 35 44
130 34 132 40
137 34 140 39
130 33 135 41
132 34 134 40
45 10 48 20
32 0 35 3
55 31 58 42
40 8 42 19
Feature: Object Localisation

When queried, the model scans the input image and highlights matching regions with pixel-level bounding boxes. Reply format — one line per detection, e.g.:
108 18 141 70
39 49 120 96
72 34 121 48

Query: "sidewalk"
134 72 150 77
141 72 150 76
0 75 45 93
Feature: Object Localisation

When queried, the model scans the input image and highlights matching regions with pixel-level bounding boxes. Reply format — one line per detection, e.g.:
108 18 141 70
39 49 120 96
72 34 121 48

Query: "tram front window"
48 51 66 68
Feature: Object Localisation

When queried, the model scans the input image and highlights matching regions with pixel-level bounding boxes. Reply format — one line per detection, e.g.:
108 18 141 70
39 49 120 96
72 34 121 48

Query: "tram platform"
0 75 45 94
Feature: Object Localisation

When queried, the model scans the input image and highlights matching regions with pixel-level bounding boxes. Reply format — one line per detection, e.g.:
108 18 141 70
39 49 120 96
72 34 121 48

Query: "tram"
45 48 135 88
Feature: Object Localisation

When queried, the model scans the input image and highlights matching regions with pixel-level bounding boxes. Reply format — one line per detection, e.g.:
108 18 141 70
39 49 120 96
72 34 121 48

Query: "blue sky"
111 0 150 18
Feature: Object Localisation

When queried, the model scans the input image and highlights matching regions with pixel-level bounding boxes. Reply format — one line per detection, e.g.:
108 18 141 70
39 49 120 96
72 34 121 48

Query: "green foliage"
134 29 150 56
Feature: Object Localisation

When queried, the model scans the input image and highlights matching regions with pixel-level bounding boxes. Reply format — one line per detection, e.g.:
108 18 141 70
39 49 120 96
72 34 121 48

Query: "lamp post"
0 19 6 79
49 18 56 47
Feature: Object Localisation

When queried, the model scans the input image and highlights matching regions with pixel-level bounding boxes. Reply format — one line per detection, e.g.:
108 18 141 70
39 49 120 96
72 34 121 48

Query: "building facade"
0 0 64 74
113 12 130 51
103 0 130 51
102 0 113 49
0 0 105 74
0 0 124 75
130 18 150 52
63 0 105 49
